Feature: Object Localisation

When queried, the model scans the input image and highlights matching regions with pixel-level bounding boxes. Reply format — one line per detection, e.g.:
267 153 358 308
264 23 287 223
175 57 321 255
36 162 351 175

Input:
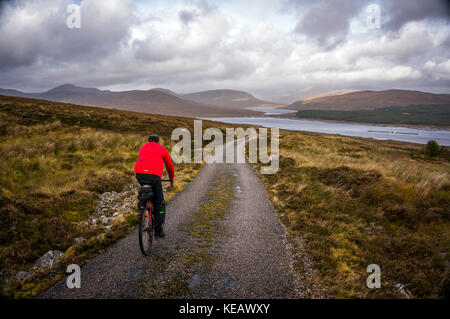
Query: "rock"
375 226 384 232
395 283 414 299
188 273 202 290
370 222 384 232
91 183 140 224
74 237 86 245
0 269 10 282
31 250 63 271
15 271 30 281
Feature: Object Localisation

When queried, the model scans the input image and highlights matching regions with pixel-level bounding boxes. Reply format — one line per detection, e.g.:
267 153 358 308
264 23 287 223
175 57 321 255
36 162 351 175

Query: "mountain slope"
150 88 179 96
0 88 35 98
286 89 450 111
0 85 259 117
181 89 281 108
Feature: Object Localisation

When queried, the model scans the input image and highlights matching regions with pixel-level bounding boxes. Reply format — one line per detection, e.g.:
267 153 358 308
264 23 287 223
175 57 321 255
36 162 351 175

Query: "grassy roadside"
0 95 225 298
253 130 450 298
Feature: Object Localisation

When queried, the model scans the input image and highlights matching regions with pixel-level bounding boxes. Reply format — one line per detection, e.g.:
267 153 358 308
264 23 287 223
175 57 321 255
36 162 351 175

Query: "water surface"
204 114 450 146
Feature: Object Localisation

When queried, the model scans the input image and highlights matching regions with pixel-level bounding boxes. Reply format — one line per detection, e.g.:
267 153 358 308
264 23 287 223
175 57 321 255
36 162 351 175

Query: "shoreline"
272 112 450 130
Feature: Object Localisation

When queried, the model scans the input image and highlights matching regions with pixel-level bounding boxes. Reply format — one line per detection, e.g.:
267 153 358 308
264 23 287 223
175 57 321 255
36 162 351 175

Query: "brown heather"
253 131 449 298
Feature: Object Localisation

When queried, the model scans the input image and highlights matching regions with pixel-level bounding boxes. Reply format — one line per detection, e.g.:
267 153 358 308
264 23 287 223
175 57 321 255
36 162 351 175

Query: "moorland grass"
254 131 449 298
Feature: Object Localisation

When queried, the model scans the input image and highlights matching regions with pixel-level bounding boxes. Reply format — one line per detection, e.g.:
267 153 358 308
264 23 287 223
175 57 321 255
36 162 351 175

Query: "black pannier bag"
138 185 153 210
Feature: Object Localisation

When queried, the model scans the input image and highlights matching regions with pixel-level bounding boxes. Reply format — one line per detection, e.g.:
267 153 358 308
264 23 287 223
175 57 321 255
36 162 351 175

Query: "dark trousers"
136 173 165 234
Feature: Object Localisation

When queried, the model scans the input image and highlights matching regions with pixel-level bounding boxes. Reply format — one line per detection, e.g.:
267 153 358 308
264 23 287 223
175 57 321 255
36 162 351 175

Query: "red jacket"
134 142 175 180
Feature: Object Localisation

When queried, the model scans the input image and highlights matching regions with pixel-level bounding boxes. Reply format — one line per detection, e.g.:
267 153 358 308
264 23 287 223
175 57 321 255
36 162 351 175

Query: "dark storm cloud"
290 0 450 48
0 0 134 69
381 0 450 32
0 0 15 14
291 0 364 48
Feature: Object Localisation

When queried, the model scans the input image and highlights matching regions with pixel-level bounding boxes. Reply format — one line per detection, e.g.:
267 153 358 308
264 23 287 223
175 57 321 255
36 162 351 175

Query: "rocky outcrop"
31 250 63 272
15 271 30 281
89 182 139 227
73 237 86 245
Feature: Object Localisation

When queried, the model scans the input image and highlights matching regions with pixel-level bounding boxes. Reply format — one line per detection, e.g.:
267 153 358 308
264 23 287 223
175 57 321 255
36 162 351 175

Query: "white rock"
15 271 30 281
31 250 63 271
395 283 414 299
74 237 86 245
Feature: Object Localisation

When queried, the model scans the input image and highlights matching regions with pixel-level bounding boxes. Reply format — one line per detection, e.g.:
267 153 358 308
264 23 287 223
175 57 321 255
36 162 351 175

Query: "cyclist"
134 134 174 240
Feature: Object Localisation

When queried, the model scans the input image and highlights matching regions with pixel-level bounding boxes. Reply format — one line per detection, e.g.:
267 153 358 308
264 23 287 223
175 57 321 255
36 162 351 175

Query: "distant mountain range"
285 89 450 111
0 84 280 117
2 85 449 118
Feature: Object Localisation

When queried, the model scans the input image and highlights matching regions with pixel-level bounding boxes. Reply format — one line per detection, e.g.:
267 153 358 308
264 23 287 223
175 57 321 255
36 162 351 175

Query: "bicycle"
138 178 172 256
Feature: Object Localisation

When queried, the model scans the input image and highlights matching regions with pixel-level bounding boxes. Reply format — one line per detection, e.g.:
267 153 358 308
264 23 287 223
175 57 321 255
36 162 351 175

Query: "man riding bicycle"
134 134 174 240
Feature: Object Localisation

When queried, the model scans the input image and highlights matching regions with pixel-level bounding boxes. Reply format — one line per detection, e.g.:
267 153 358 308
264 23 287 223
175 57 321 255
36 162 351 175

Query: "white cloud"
424 59 450 80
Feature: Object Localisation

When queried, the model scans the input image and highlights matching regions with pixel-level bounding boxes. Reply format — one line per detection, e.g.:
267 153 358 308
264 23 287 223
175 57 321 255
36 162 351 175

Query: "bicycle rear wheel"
138 206 153 256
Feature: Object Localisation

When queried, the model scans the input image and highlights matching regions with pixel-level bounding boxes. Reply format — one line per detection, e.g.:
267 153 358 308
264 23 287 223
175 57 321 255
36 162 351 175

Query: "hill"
286 89 450 111
0 85 268 117
150 88 179 96
181 89 281 109
295 105 450 127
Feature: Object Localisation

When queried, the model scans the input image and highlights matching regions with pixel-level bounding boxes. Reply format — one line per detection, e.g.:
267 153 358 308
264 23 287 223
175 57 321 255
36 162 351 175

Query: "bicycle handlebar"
161 178 172 182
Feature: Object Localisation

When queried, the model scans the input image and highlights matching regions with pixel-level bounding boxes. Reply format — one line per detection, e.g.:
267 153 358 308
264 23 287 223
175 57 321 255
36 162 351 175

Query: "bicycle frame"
146 200 153 232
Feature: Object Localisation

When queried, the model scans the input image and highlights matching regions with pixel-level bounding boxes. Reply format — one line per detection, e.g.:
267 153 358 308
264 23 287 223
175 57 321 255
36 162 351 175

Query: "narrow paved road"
40 141 306 299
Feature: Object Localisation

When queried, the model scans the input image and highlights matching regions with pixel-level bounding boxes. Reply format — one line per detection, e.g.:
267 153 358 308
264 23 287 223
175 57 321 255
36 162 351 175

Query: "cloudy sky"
0 0 449 102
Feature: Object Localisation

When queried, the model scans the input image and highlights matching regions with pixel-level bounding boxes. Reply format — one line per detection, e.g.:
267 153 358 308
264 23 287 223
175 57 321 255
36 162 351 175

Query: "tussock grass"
254 131 450 298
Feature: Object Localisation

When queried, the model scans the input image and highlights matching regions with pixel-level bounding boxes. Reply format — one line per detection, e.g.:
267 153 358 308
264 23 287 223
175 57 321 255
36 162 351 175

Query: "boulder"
15 271 30 281
395 283 414 299
74 237 86 245
31 250 63 271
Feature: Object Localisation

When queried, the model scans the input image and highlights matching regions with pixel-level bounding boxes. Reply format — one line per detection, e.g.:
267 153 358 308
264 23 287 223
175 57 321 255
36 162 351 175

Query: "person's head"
148 134 160 143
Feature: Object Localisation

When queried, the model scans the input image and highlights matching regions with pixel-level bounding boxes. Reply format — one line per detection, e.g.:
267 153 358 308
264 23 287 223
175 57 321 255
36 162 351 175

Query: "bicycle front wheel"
138 207 153 256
